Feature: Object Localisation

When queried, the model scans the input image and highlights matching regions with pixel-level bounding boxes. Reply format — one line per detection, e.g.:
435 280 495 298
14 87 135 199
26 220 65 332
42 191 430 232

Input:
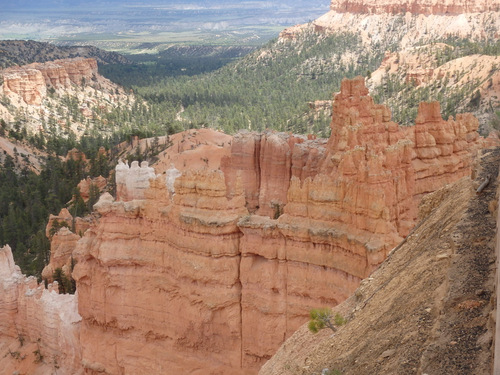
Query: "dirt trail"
260 147 500 375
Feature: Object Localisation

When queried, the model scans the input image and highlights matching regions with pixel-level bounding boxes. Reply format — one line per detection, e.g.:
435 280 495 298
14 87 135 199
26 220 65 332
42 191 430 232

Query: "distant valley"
0 0 330 54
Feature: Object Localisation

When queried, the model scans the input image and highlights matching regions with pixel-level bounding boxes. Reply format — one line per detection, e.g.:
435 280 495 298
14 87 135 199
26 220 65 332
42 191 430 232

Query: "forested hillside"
0 40 131 68
370 37 500 130
0 132 111 277
100 31 500 138
101 31 384 137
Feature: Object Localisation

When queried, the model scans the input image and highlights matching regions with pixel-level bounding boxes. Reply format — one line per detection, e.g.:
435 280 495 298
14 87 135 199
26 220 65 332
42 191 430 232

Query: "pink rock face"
43 208 93 282
2 67 46 105
226 76 480 370
29 58 98 88
0 245 82 374
221 131 325 217
26 77 481 374
73 169 249 375
41 227 80 282
1 58 98 106
329 0 500 14
65 148 88 162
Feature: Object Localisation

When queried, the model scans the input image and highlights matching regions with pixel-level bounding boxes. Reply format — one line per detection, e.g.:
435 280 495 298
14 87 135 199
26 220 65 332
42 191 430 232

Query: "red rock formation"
77 176 107 202
41 227 80 282
72 169 249 374
413 101 479 196
0 245 82 374
329 0 500 15
65 148 87 162
27 58 98 88
8 77 480 374
45 208 92 239
221 131 325 217
234 76 480 369
1 58 98 106
1 67 46 105
43 208 93 282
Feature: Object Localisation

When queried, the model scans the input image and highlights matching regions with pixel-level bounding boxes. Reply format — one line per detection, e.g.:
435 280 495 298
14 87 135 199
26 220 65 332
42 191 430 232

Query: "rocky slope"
366 43 500 132
10 76 480 374
0 135 47 172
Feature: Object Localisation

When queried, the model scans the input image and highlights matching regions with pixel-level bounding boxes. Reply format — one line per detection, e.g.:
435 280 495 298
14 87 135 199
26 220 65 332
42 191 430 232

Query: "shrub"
308 308 346 334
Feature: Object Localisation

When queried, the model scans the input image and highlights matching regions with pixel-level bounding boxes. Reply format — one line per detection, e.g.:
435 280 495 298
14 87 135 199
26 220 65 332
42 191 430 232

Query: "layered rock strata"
73 169 249 374
0 245 82 374
280 0 500 51
63 77 481 374
235 77 478 366
0 57 130 138
42 208 93 282
1 58 97 105
329 0 500 15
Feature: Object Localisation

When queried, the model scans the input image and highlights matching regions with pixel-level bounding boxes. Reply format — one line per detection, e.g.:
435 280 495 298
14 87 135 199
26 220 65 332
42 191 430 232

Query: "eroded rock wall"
1 67 46 105
32 78 481 374
0 245 82 374
73 170 249 375
1 58 98 106
228 76 480 370
221 131 324 217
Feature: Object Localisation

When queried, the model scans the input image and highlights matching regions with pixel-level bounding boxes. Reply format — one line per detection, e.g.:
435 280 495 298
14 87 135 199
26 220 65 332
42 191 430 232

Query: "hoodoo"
0 76 476 374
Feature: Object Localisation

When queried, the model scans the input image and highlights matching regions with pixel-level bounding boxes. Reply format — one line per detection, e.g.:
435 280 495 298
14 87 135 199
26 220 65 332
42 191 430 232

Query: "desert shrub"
308 308 346 334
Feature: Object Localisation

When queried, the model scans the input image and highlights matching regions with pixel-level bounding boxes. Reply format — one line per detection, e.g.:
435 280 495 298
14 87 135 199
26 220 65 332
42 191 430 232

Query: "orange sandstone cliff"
0 245 82 374
50 77 479 374
0 77 482 374
280 0 500 52
1 58 98 106
0 57 131 137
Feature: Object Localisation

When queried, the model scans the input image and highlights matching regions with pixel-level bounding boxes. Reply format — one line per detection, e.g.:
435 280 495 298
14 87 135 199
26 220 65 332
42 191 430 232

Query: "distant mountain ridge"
330 0 500 14
0 40 131 69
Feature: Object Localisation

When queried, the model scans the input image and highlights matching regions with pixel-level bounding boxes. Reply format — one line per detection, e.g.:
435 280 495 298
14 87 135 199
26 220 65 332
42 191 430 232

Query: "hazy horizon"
0 0 330 49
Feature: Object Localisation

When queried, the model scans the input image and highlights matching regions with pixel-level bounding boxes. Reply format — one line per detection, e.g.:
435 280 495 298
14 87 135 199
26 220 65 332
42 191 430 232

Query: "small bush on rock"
308 308 346 334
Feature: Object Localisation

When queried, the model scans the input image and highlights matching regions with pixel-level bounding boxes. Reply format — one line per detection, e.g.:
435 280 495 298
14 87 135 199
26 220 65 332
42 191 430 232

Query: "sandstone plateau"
1 58 98 106
0 57 132 137
280 0 499 50
329 0 500 14
0 76 484 374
